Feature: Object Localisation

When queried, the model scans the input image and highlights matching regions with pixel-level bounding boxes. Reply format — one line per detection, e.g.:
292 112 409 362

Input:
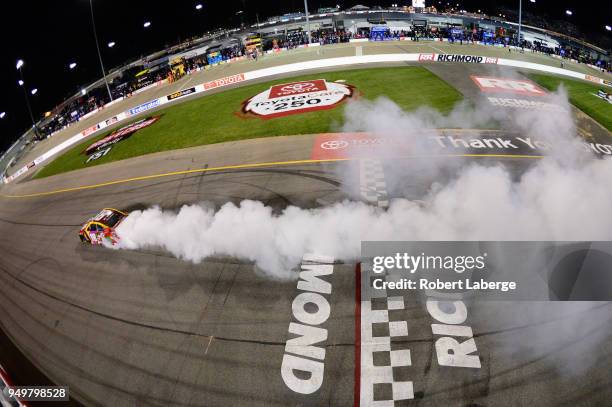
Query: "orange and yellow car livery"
79 208 128 245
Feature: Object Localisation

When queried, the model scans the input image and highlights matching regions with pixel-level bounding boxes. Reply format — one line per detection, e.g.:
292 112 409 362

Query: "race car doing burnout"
79 208 127 245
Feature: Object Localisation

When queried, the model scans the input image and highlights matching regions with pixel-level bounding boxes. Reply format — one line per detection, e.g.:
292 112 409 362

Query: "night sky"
0 0 608 151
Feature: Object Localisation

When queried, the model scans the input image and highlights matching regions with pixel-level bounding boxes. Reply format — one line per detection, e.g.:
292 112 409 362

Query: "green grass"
35 66 462 179
529 73 612 131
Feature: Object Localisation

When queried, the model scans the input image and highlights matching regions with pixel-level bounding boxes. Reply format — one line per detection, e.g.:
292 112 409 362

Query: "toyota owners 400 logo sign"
243 79 354 118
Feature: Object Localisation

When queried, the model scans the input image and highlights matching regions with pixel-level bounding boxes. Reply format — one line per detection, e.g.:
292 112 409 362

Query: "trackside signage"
204 74 245 90
243 79 354 119
128 99 161 116
419 53 498 64
167 87 196 101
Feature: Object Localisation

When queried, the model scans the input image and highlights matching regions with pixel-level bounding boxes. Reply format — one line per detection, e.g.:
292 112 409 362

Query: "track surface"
1 59 611 406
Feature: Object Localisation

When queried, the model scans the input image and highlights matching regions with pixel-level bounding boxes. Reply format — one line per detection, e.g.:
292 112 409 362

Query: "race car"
79 208 128 245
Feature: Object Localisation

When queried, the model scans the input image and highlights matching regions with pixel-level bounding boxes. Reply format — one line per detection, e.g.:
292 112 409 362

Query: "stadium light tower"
0 112 6 119
518 0 522 46
196 3 203 10
15 59 39 137
107 41 116 48
518 0 536 47
89 0 113 102
69 62 77 70
304 0 312 44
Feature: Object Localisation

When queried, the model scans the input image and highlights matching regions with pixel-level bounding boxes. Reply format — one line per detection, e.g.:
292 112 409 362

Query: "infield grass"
35 66 462 179
529 73 612 131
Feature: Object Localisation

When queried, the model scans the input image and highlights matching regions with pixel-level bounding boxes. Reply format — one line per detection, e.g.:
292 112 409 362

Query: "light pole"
518 0 522 46
16 60 40 137
89 0 113 102
518 0 536 47
304 0 312 44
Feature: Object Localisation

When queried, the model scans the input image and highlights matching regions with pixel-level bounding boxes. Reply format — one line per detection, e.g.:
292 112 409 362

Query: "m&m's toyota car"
79 208 128 245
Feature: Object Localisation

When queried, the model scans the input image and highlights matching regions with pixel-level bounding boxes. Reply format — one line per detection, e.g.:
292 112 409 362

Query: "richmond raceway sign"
243 79 354 119
419 53 498 64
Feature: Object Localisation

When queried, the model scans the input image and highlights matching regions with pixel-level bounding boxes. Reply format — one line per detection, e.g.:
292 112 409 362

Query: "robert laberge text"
372 278 517 292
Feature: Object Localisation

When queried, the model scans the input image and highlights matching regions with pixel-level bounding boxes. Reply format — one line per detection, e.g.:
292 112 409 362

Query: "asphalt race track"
1 47 611 406
2 142 611 406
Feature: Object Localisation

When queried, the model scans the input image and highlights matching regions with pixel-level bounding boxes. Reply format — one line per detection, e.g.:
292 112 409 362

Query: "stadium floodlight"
81 88 87 96
565 10 572 16
195 3 203 10
0 112 6 119
69 62 77 70
108 41 116 48
143 21 151 28
606 25 611 31
529 0 535 2
16 59 24 70
18 80 24 86
31 88 38 95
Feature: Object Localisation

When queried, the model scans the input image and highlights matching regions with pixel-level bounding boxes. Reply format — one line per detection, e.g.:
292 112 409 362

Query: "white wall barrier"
4 52 610 183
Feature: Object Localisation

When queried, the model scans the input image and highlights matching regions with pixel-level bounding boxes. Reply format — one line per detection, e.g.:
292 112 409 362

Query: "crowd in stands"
35 18 610 140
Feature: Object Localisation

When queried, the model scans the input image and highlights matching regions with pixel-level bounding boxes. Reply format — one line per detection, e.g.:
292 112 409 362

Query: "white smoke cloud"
116 157 612 278
115 85 612 278
113 82 612 378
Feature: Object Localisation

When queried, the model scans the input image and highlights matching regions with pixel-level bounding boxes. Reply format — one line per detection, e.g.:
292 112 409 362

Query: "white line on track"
205 336 214 355
178 75 195 91
428 44 446 54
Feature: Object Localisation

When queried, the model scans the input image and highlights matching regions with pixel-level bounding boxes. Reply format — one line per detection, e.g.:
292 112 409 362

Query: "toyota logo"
321 140 349 150
281 82 315 92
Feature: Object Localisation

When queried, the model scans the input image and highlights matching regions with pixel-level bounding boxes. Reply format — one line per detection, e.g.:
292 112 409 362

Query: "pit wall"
4 52 610 183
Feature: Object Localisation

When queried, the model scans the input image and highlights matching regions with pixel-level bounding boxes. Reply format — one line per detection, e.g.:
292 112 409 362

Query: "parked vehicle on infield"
78 208 127 245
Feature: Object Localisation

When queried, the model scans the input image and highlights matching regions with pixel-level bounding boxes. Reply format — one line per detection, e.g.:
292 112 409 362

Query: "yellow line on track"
0 158 349 198
0 154 542 199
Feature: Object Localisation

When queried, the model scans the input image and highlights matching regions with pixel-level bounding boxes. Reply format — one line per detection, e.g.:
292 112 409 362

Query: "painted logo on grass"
83 116 160 162
242 79 354 119
471 76 546 96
